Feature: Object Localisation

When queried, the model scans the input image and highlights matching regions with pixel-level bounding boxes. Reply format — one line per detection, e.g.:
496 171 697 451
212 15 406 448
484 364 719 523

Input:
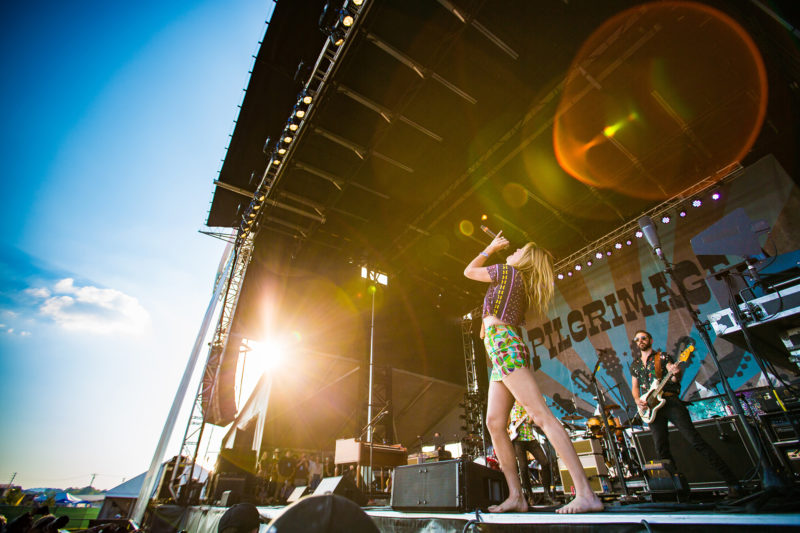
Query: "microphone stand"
647 247 787 494
590 362 630 497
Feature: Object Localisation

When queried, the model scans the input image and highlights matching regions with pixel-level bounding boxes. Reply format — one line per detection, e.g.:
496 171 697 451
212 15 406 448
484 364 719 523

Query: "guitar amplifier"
391 458 508 511
632 415 758 489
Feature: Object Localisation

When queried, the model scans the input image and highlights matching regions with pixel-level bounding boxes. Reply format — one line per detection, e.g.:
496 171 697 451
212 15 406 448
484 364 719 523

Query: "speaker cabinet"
391 458 508 511
313 475 367 506
212 474 247 504
557 439 609 493
632 415 757 489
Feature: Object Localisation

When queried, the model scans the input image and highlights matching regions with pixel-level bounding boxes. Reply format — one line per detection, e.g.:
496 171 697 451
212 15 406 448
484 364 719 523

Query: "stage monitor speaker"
313 475 367 507
287 485 310 503
214 474 247 505
631 415 758 489
391 458 508 512
642 460 690 501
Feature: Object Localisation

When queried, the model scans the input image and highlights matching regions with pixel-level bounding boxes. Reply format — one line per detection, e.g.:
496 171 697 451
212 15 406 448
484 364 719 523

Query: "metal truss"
460 309 487 460
169 232 255 502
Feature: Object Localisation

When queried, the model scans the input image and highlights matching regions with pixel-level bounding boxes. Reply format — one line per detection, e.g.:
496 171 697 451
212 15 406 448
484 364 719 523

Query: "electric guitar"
508 414 529 441
637 346 694 424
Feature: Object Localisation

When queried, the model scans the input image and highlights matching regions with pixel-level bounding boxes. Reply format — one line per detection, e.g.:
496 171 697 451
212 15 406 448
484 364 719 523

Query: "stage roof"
206 0 800 380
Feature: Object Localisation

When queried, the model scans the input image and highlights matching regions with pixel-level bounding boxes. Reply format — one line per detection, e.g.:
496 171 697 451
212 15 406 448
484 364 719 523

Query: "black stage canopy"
206 0 799 382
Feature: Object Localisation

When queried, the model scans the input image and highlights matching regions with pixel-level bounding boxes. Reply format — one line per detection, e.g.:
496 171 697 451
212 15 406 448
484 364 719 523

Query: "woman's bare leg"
485 380 528 512
503 368 603 513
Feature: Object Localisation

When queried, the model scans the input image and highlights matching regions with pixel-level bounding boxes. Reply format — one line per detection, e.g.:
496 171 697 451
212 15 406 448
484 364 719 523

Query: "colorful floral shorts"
484 324 530 381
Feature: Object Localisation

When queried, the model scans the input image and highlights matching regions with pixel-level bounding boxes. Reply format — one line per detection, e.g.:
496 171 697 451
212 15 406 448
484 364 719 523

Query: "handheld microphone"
637 216 663 258
480 225 497 239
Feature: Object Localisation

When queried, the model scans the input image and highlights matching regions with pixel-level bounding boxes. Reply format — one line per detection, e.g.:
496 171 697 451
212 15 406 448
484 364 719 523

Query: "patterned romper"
482 264 529 381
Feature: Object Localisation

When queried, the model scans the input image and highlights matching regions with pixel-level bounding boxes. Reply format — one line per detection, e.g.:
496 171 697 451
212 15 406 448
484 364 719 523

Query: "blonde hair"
511 242 555 317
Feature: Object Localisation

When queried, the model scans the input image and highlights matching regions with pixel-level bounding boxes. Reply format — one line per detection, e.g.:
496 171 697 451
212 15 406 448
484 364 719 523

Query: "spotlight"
330 28 346 46
606 250 612 256
626 239 632 246
295 109 306 119
692 199 702 208
288 123 299 131
301 93 313 105
481 214 488 221
575 264 582 271
586 260 593 266
661 215 671 224
283 135 293 143
595 251 603 260
679 210 687 217
341 10 355 27
567 271 573 277
277 148 287 155
615 242 622 249
711 191 721 200
351 0 363 5
635 230 644 238
272 159 281 166
557 273 564 280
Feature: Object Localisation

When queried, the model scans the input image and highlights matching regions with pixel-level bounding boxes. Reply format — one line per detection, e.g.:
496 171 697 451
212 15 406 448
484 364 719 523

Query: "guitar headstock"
678 345 694 363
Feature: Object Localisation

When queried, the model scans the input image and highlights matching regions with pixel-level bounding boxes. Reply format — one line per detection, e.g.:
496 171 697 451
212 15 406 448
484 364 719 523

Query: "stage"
161 497 800 533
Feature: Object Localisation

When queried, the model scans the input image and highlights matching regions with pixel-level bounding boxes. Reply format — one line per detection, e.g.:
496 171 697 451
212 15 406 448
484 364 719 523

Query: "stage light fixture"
249 212 256 218
586 260 593 267
615 242 622 249
258 194 265 201
606 250 612 256
692 199 702 207
567 271 573 277
481 214 488 221
595 251 603 260
661 215 671 224
626 239 632 246
288 123 299 131
635 230 644 238
330 28 346 46
712 191 721 200
295 109 306 119
557 273 564 280
351 0 364 5
283 136 293 143
361 266 388 286
341 10 355 27
277 148 287 155
575 264 582 271
679 210 687 217
301 94 313 105
272 159 281 166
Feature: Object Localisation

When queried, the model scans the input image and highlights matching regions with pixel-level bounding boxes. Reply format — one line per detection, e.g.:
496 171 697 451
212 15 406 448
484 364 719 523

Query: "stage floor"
173 497 800 533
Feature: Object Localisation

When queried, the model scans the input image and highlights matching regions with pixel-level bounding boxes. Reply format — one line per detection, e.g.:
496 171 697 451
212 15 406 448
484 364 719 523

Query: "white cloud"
25 287 51 298
38 278 150 334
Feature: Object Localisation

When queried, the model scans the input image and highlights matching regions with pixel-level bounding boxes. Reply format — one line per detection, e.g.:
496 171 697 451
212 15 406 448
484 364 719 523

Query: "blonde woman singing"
464 231 603 514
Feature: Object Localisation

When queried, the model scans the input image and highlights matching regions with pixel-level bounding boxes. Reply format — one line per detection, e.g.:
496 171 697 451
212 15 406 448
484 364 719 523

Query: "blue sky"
0 1 271 490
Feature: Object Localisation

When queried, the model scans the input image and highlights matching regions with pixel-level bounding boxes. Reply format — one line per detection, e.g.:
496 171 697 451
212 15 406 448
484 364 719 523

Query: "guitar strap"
654 351 663 380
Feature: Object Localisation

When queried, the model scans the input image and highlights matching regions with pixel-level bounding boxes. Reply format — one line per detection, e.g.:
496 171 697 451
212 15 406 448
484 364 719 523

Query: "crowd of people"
0 507 135 533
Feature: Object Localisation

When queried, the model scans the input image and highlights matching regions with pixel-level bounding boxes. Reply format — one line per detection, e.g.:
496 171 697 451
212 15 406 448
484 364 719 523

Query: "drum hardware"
562 414 584 421
603 403 621 412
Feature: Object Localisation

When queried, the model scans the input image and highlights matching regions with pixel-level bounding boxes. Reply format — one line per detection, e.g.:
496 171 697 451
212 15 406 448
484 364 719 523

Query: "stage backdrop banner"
521 155 799 421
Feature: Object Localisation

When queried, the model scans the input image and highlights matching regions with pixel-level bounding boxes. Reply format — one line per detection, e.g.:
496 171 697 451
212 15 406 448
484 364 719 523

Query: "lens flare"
553 2 767 200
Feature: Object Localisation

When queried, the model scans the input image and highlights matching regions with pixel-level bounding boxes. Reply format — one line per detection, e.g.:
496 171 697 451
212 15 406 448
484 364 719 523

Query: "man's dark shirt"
278 456 296 478
631 351 681 397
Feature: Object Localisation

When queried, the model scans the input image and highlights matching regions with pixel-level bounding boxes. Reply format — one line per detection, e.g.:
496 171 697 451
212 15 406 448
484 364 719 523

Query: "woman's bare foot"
555 493 603 514
488 493 528 513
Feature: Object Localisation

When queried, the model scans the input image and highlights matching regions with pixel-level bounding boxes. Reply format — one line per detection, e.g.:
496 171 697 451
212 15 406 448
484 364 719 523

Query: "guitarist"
508 401 553 504
630 330 741 497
